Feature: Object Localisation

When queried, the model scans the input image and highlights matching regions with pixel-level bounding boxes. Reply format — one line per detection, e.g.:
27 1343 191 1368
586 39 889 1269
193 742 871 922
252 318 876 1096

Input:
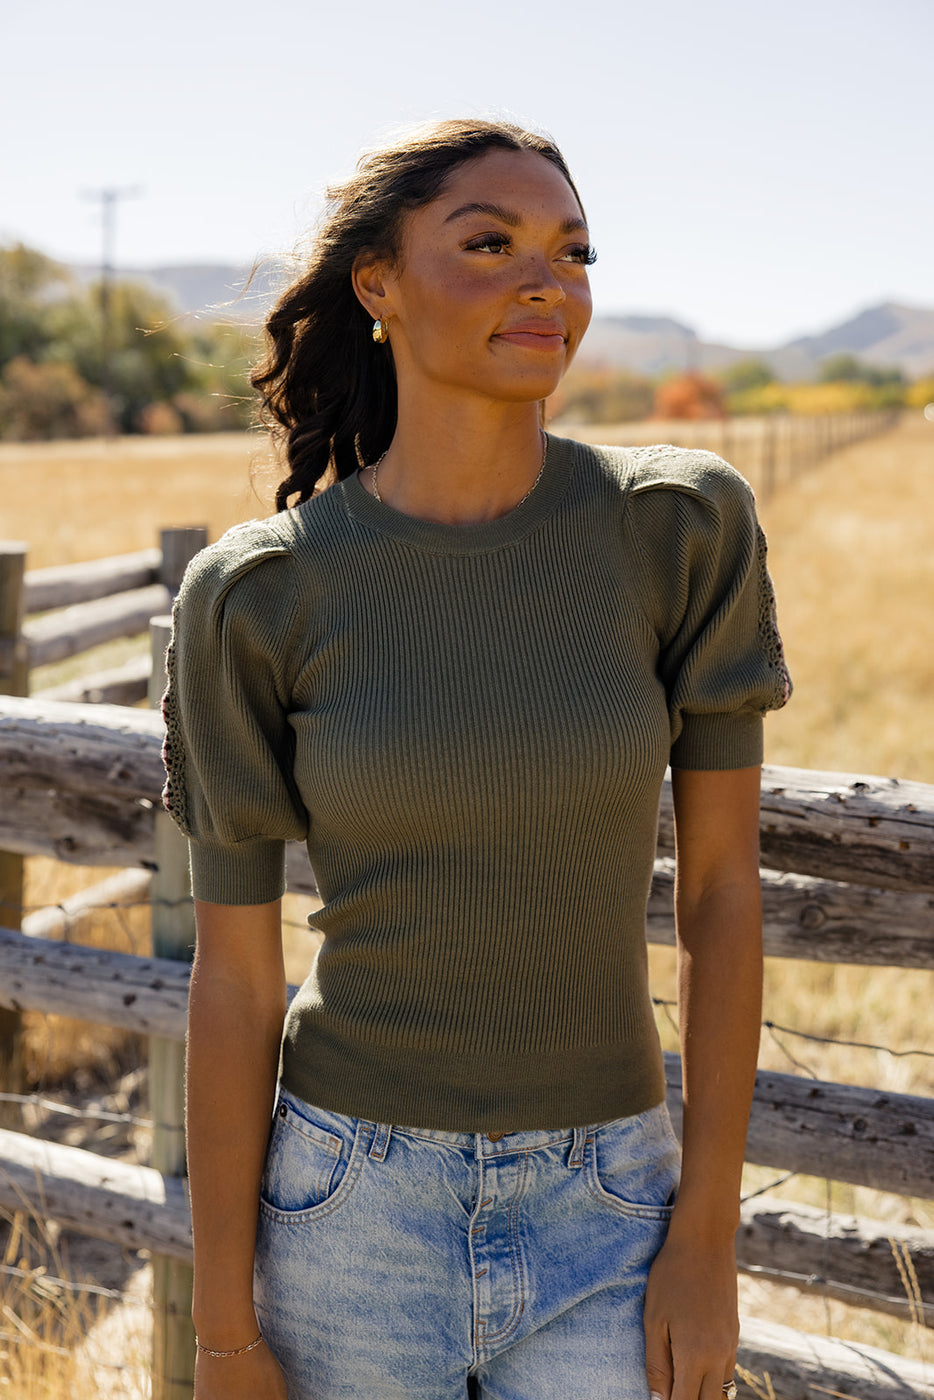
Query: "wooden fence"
0 703 932 1396
0 445 932 1398
568 409 899 500
0 528 206 1397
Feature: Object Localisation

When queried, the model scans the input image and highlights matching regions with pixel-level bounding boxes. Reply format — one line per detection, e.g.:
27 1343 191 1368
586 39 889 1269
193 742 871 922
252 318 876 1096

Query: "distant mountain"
69 261 287 322
70 262 934 378
772 303 934 381
577 315 744 376
579 302 934 380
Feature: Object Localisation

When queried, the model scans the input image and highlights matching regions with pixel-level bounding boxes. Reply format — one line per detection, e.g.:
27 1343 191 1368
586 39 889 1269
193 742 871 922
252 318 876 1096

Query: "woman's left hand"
643 1230 739 1400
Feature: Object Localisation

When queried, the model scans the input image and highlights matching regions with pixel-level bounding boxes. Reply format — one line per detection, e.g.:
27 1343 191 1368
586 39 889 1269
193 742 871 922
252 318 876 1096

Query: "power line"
78 185 143 419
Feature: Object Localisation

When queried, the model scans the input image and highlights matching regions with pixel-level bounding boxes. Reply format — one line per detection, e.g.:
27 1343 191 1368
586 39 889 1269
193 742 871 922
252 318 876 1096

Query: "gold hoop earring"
372 317 389 345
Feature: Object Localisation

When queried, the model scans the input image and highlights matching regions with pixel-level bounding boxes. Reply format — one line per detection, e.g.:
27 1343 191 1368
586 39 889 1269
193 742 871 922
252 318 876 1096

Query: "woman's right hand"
194 1338 289 1399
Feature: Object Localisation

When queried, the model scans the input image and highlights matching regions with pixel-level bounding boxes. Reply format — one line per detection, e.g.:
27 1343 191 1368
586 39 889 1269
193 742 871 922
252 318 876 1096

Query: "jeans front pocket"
260 1089 360 1219
585 1101 681 1220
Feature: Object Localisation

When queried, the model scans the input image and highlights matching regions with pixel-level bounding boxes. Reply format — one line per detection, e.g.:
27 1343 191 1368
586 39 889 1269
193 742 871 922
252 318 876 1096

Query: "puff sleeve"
161 526 309 904
626 449 791 770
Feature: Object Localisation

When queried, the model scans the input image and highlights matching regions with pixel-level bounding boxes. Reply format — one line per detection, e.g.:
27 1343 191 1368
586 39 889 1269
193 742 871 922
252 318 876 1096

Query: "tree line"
550 355 933 425
0 244 259 440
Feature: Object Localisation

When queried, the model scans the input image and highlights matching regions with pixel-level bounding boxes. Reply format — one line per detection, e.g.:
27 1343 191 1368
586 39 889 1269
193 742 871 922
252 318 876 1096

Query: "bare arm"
644 766 764 1400
187 898 289 1398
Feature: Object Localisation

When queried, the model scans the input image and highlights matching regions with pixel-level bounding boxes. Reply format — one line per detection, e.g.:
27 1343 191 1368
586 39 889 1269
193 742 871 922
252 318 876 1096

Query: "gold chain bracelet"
195 1332 263 1358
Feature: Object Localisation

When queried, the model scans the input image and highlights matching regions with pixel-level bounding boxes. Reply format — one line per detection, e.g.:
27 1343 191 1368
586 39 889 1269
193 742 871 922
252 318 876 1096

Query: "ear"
352 253 395 321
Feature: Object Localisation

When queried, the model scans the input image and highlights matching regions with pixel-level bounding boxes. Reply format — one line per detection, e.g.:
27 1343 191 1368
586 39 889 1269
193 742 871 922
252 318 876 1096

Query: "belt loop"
568 1126 586 1169
368 1122 392 1161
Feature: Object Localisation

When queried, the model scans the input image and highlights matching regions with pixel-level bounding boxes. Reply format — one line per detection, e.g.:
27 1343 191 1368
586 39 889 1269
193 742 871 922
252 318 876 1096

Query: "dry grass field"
760 414 934 784
0 431 279 570
1 414 932 1390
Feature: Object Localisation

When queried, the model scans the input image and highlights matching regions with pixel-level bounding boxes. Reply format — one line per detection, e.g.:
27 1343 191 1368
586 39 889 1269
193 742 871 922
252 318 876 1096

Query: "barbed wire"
765 1024 822 1081
740 1171 798 1204
650 996 934 1063
0 1262 151 1308
11 892 316 937
0 1090 156 1132
764 1018 934 1061
16 895 190 918
737 1262 931 1319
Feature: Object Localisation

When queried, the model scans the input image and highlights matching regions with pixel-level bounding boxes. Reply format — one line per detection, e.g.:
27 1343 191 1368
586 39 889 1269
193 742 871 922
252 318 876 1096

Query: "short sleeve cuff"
670 710 764 771
189 836 287 905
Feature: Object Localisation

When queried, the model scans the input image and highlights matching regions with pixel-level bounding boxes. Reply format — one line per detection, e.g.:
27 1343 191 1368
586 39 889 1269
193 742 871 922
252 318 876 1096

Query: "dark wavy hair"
250 119 584 510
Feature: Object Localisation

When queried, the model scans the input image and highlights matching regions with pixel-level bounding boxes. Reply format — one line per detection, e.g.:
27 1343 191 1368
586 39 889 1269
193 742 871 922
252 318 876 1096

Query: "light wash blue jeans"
254 1087 680 1400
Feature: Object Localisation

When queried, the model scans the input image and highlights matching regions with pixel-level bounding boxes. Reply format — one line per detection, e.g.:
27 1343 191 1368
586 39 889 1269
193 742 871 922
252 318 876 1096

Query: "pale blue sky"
2 0 930 346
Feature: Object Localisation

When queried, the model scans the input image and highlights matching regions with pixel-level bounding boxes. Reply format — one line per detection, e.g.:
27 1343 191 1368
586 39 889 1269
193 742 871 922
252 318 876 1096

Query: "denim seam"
583 1140 676 1221
259 1122 367 1224
478 1149 529 1350
275 1109 342 1203
468 1158 486 1367
368 1121 392 1161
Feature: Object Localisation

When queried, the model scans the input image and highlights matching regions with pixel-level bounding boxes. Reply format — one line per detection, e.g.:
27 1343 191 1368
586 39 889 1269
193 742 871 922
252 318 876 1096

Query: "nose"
518 254 565 305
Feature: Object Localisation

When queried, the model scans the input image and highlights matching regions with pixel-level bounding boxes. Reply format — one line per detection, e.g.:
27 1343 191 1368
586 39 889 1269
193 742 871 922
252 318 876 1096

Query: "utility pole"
80 185 141 427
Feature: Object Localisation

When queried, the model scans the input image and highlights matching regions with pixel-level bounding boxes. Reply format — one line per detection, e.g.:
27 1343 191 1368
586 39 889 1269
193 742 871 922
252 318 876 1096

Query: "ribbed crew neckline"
341 432 579 556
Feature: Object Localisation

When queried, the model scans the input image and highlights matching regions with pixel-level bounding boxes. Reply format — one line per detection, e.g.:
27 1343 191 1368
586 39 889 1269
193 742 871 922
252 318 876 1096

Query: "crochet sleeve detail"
626 447 792 770
161 632 191 835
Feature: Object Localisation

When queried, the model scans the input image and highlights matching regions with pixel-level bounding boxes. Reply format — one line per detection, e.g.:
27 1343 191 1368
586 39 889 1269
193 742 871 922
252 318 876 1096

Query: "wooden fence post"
149 610 197 1400
147 527 206 1400
0 544 28 1129
761 418 776 502
159 528 208 593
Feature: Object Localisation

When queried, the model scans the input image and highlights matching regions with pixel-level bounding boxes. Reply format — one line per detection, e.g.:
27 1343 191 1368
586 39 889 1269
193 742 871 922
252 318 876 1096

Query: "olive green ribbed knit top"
162 434 790 1131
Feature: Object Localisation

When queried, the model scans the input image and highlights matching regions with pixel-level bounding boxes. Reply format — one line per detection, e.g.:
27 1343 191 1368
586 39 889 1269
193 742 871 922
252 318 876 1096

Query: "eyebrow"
443 201 588 235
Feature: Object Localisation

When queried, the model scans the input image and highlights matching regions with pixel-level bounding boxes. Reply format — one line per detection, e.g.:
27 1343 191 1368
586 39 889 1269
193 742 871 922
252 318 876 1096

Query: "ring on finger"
722 1382 738 1400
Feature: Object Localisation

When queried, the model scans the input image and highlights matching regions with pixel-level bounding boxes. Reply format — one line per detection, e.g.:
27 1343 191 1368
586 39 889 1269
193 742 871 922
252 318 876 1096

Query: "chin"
487 368 568 404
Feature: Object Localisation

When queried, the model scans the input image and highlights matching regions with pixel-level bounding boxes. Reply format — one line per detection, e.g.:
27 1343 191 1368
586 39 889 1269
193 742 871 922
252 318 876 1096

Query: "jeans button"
486 1131 504 1142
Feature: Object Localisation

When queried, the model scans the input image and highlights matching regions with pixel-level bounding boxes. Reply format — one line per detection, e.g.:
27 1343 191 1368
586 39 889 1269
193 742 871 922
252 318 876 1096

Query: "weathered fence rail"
6 693 933 886
23 547 162 613
20 527 207 705
38 651 153 705
24 583 172 669
735 1316 931 1400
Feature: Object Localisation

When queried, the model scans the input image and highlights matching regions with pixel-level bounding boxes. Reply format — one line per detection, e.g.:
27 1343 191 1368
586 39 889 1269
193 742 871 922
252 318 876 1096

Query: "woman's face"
357 148 594 408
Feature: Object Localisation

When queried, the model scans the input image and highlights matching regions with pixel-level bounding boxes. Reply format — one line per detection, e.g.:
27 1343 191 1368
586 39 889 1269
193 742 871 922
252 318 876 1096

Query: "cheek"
403 255 499 318
568 284 593 340
407 277 499 354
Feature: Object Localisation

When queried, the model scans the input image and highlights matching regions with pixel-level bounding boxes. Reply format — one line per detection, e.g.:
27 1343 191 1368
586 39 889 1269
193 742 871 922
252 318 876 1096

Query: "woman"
163 118 791 1400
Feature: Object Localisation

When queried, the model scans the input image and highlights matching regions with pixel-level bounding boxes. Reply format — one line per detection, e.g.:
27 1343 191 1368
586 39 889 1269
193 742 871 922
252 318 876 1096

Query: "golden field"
760 415 934 783
0 431 280 570
1 415 933 1389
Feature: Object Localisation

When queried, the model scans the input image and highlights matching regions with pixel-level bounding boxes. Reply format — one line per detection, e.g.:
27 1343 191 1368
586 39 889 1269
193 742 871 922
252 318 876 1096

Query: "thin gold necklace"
369 432 547 508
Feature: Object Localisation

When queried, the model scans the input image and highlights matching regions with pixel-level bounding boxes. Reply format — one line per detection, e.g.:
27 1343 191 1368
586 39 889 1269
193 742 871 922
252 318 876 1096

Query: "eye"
463 232 512 254
560 243 597 266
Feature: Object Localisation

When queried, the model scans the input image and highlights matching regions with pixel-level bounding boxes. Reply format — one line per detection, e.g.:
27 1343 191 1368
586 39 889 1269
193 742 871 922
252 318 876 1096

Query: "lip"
494 321 568 350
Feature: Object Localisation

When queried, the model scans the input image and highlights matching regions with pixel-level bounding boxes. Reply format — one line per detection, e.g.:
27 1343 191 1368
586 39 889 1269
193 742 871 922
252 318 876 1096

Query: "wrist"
192 1301 260 1352
195 1331 263 1359
664 1196 740 1247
